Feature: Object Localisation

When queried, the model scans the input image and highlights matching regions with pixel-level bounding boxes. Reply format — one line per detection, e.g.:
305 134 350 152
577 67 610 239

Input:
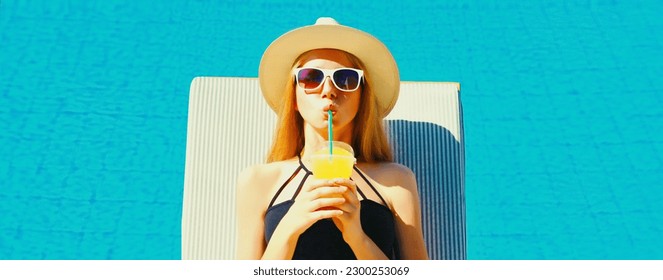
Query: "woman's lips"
323 104 337 112
322 104 337 120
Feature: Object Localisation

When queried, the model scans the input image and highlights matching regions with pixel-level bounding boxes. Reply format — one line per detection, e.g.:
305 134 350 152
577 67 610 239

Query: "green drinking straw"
328 110 333 156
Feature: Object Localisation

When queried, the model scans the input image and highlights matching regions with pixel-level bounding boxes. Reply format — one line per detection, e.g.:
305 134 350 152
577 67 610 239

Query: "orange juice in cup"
311 141 355 179
310 141 355 211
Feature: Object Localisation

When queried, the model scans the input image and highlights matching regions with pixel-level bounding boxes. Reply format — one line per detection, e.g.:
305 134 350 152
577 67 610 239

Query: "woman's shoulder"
237 160 297 187
359 162 417 189
237 160 297 190
236 161 292 212
357 161 419 211
238 162 280 180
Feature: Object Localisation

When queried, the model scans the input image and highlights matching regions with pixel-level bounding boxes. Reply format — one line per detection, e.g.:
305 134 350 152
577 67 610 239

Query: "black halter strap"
267 164 303 209
353 165 388 206
291 155 313 200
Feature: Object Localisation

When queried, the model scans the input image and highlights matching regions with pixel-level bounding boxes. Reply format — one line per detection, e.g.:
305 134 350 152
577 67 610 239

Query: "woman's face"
294 49 362 137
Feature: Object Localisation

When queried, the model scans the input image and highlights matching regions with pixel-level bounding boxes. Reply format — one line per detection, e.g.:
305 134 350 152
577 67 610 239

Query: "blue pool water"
1 1 662 259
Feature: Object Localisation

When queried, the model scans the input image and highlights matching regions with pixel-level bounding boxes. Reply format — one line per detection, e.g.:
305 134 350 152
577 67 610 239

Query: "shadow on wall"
386 119 466 260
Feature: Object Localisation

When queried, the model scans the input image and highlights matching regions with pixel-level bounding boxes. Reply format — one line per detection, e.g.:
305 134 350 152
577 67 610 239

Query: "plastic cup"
311 141 356 179
310 141 355 211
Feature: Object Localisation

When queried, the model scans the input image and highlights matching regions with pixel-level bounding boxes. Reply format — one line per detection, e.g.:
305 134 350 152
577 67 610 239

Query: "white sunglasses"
294 67 364 92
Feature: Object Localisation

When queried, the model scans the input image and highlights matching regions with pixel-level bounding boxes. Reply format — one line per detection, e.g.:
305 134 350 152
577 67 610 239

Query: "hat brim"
259 23 399 118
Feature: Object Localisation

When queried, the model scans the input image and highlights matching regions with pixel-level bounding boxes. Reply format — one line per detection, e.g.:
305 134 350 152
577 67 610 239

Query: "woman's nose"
320 77 337 100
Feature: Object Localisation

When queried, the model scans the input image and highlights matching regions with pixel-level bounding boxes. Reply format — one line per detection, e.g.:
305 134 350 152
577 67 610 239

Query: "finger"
338 185 359 203
330 178 357 190
311 185 347 199
306 197 346 212
303 178 337 192
309 209 344 221
331 202 354 214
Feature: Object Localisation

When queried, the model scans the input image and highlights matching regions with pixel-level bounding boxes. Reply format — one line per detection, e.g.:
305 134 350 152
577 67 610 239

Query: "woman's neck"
301 123 353 159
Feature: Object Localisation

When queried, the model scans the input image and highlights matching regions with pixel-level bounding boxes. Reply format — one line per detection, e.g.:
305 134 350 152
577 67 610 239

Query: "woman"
236 17 428 260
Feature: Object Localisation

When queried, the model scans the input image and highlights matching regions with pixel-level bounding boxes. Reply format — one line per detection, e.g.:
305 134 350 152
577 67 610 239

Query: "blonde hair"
266 49 393 163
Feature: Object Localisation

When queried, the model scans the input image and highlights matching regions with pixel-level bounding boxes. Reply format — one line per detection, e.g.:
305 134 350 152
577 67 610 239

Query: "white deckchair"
182 77 465 260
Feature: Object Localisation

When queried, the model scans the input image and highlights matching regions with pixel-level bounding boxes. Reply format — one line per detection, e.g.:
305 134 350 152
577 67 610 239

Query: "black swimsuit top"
263 156 398 260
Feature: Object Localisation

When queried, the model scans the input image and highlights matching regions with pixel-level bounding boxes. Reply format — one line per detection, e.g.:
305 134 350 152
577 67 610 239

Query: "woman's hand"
327 178 364 243
262 178 348 259
326 178 389 260
275 178 348 238
281 177 366 244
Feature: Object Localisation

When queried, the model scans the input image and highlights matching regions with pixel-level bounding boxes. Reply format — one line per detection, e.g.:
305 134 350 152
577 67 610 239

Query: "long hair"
266 49 393 163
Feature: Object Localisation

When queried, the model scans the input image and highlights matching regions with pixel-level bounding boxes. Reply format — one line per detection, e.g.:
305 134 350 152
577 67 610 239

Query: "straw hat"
258 17 400 118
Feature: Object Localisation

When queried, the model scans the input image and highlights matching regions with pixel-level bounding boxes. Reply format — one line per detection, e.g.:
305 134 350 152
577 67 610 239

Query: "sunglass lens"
333 69 360 91
297 68 324 89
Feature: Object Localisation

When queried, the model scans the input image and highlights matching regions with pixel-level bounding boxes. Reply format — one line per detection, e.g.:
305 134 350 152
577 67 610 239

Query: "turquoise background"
1 0 662 259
